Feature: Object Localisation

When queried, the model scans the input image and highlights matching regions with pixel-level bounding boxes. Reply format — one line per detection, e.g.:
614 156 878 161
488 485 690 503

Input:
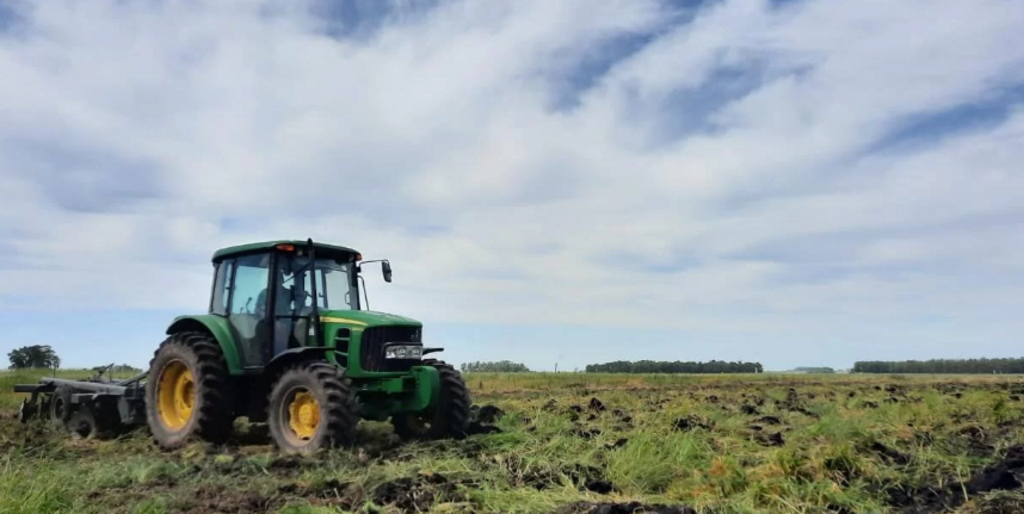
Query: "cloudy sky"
1 0 1023 372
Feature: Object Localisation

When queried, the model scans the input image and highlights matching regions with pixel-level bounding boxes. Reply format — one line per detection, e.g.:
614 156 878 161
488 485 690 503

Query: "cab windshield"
277 255 359 314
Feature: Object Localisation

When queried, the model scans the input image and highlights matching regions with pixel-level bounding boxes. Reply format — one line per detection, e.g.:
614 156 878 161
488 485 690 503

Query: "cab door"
226 253 273 368
270 251 315 354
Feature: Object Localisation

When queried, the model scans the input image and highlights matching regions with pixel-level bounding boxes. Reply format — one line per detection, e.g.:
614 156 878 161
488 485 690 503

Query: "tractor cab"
209 240 373 367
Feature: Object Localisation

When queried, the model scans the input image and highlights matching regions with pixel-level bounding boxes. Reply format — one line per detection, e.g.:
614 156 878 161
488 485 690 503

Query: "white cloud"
2 0 1024 365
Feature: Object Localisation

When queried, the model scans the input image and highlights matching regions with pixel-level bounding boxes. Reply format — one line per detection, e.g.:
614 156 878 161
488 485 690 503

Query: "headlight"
385 345 423 359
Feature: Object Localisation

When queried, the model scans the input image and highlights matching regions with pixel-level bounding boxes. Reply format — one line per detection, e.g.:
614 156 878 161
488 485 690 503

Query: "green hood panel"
319 310 421 327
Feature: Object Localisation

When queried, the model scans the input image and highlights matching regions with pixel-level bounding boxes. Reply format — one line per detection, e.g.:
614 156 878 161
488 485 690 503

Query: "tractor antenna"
307 238 322 346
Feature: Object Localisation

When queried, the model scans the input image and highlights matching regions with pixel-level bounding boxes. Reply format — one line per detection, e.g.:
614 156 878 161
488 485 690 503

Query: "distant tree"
460 360 531 373
853 358 1024 374
8 345 61 370
585 360 762 374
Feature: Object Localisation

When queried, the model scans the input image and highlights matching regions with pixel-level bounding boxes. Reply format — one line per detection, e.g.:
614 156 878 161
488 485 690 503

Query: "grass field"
3 370 1024 514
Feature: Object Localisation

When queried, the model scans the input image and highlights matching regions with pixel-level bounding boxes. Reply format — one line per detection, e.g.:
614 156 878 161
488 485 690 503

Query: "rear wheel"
145 331 234 449
67 406 97 440
66 402 123 440
49 386 72 427
66 405 109 440
392 359 471 441
267 361 359 454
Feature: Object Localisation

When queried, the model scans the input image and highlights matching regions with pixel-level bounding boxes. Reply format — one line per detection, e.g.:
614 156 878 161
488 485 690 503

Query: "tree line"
460 360 531 373
792 367 836 374
585 360 763 374
7 345 140 374
853 358 1024 374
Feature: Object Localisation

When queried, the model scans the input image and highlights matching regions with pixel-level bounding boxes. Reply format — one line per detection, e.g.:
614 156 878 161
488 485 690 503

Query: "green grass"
4 371 1024 513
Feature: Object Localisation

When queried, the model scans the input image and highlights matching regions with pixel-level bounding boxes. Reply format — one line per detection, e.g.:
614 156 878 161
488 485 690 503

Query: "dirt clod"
588 398 607 412
740 404 760 415
566 501 697 514
372 473 466 513
611 409 633 423
672 416 713 432
474 405 506 424
585 479 615 494
755 415 782 425
790 406 820 418
755 431 785 447
605 438 629 450
869 441 911 465
572 427 602 439
827 504 855 514
467 422 502 435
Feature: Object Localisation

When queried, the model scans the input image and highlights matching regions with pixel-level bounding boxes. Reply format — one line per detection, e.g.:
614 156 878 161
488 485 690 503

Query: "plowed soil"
5 372 1024 513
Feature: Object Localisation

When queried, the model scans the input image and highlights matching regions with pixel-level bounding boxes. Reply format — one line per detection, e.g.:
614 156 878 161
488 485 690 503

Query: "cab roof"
212 240 360 262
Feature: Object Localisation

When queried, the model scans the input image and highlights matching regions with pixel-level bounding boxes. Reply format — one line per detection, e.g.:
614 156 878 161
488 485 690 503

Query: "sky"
1 0 1024 372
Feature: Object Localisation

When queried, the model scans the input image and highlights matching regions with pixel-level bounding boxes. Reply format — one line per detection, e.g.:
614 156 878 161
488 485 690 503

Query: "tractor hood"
319 310 421 328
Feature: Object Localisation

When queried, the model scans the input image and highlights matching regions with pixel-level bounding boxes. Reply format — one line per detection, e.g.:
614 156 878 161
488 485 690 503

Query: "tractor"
15 239 471 453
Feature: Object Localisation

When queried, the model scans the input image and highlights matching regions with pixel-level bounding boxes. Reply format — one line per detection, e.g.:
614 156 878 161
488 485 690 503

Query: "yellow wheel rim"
157 361 195 431
287 391 321 441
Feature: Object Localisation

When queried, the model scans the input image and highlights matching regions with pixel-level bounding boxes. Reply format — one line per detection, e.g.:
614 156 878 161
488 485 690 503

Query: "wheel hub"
157 361 195 431
287 391 321 440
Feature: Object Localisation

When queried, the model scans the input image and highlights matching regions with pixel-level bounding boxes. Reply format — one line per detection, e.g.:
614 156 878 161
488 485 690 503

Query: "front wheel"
267 361 360 454
392 359 471 441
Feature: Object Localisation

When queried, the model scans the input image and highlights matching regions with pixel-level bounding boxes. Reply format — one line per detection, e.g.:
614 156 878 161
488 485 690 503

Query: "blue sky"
2 0 1024 372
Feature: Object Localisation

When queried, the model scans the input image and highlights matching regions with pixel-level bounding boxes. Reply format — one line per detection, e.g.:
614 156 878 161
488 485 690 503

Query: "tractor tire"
145 331 234 450
267 361 359 454
49 386 73 427
391 359 471 441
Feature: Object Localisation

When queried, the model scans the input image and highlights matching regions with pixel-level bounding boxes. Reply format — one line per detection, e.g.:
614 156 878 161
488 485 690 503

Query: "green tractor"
146 238 471 453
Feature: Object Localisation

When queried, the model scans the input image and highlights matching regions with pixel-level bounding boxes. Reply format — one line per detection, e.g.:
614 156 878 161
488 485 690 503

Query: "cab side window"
210 260 233 316
231 254 270 316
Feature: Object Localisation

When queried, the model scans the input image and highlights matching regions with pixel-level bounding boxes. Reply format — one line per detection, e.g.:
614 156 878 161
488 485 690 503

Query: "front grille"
360 326 422 372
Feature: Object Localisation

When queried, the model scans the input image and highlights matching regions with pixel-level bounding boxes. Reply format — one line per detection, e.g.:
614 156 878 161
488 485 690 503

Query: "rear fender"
166 315 243 375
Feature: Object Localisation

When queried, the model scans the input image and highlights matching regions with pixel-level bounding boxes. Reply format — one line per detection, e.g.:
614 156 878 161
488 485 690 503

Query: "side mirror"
382 260 392 283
